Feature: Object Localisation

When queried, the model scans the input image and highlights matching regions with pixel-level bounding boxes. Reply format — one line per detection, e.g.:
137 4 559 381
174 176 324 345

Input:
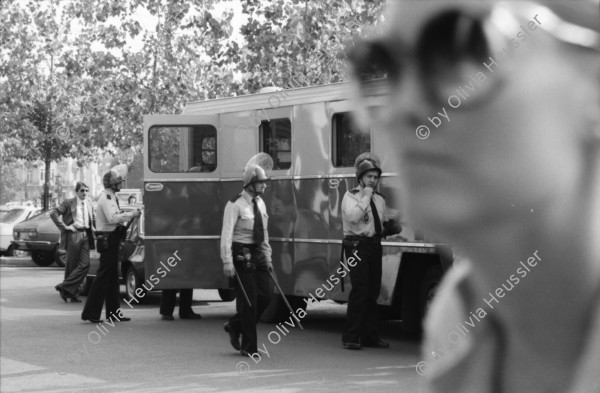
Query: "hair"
75 182 89 192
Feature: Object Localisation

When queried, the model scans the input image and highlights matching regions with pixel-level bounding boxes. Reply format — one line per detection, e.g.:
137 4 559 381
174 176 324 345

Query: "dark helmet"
243 165 269 188
355 152 382 181
102 169 125 189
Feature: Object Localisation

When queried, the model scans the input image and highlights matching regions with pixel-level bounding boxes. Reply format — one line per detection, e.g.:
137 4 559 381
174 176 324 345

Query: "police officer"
341 153 399 350
221 153 273 357
81 166 140 324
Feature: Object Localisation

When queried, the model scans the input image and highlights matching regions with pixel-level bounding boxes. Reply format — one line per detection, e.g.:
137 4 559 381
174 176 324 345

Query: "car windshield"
0 209 25 224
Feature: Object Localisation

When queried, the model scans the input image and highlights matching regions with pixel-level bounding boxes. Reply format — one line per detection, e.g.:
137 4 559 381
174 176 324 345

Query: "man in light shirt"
51 181 96 303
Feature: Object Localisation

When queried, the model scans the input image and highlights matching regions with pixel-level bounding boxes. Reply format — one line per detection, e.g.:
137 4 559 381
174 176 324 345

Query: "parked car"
1 206 41 256
11 210 66 266
82 206 146 300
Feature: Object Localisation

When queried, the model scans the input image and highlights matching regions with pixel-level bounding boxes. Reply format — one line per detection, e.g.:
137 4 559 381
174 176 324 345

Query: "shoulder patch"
349 188 360 194
107 194 112 200
229 193 242 203
374 191 385 199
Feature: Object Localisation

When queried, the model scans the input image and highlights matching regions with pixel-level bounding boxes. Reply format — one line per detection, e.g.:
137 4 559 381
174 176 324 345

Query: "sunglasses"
349 2 599 107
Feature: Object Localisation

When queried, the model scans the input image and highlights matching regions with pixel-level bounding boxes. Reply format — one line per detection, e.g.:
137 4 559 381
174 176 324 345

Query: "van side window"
332 112 371 167
148 125 217 173
259 118 291 170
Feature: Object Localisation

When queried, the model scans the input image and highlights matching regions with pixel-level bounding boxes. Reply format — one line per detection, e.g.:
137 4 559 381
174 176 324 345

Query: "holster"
339 239 359 292
232 243 263 271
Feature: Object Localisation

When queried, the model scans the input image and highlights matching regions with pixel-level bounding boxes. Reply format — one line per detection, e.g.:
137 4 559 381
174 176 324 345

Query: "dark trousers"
342 240 383 344
82 232 120 320
160 289 194 316
229 245 272 353
60 231 90 297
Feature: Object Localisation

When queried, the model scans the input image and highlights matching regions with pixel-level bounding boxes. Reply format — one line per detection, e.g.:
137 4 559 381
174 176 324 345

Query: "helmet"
355 152 382 181
242 153 273 188
102 170 125 189
243 165 269 188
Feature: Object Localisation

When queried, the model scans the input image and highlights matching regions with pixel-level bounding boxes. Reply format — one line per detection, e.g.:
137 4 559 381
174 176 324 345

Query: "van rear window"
148 125 217 173
332 112 371 167
259 118 291 170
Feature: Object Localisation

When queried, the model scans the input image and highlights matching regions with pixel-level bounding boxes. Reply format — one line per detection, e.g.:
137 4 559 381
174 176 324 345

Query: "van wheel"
31 251 54 267
80 276 94 296
218 288 236 302
125 266 145 301
261 294 306 323
54 246 66 267
419 265 442 322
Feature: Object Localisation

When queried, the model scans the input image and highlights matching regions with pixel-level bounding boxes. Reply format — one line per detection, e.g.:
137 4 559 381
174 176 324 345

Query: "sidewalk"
0 257 38 267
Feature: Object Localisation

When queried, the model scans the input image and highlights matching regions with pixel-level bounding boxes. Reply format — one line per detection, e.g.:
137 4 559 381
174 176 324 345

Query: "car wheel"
125 266 146 301
54 246 66 267
218 288 236 302
31 251 54 267
80 276 94 296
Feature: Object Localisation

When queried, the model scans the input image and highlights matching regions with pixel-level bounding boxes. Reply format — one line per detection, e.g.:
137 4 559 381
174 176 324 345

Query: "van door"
143 114 223 290
327 104 372 301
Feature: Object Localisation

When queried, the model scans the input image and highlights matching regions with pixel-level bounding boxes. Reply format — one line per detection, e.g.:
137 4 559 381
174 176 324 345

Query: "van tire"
261 294 306 323
218 288 236 302
419 265 442 322
80 276 94 296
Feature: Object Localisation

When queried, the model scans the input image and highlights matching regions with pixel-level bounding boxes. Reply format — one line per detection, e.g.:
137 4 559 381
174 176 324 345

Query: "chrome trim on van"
269 237 294 242
145 178 219 183
145 236 220 240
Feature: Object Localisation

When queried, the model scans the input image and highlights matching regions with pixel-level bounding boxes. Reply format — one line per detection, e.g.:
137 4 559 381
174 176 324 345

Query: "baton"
233 266 252 308
268 269 304 330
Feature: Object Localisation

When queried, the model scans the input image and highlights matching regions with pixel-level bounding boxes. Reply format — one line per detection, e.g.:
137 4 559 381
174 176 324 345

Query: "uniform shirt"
422 260 600 393
74 197 90 228
341 185 387 237
220 190 272 264
95 188 136 232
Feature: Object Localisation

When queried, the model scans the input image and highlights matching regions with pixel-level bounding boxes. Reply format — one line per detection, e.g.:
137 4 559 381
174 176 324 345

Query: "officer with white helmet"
341 152 400 350
221 153 274 357
81 165 140 324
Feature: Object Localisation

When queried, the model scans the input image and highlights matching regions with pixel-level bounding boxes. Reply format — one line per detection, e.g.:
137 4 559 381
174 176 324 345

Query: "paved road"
0 266 426 392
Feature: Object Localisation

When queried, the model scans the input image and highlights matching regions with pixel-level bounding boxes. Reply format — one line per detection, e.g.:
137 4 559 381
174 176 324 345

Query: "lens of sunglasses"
417 10 495 105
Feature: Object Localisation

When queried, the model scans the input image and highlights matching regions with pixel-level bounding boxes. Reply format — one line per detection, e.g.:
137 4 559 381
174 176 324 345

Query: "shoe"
107 316 131 322
81 316 104 324
343 342 362 350
161 315 175 321
55 285 68 303
224 322 241 350
362 339 390 349
180 312 202 319
240 349 258 357
70 296 82 303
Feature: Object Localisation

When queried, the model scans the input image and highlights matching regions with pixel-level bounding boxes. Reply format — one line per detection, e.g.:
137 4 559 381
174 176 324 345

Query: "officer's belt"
232 242 259 250
344 235 381 245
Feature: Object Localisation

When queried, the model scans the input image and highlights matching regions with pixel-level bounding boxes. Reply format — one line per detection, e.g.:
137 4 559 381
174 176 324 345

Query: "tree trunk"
43 157 51 211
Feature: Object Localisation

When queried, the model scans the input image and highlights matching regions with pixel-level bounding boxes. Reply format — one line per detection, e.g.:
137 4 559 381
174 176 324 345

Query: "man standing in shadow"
51 181 96 303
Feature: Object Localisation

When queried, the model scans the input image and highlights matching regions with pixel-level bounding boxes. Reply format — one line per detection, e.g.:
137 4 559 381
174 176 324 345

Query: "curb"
0 257 39 267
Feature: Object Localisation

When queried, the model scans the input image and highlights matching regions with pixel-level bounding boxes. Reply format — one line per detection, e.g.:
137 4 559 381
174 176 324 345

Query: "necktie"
370 199 382 236
253 198 265 245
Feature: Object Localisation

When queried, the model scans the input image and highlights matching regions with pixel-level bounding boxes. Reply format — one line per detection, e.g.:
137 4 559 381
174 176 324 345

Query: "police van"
142 81 453 331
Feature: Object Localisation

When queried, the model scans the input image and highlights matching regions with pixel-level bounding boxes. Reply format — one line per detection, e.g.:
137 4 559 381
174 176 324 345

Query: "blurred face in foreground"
350 1 600 242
